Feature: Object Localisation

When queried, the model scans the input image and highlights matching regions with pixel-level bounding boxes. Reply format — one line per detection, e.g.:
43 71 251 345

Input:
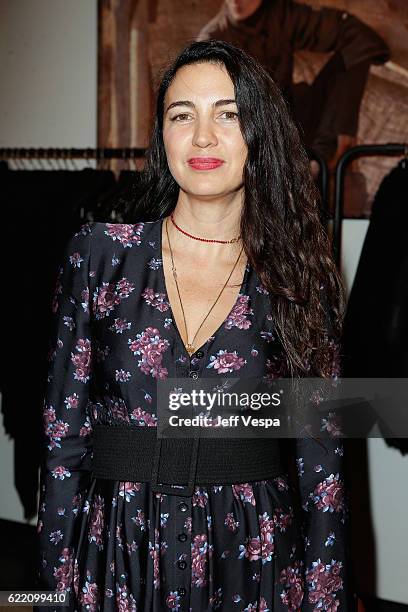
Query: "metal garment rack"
333 143 408 268
6 145 407 266
0 147 146 170
0 147 146 159
0 146 329 212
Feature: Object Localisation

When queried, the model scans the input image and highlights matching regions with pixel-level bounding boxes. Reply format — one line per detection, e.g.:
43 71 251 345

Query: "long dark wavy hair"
125 39 346 380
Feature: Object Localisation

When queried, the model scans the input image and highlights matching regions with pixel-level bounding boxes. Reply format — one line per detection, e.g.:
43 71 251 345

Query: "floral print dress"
35 218 354 612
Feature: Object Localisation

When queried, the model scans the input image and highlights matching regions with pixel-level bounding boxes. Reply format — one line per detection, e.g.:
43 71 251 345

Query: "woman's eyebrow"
165 98 237 113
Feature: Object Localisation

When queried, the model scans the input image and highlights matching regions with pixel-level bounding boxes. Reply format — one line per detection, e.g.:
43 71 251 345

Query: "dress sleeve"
35 223 94 607
288 0 390 69
295 287 357 610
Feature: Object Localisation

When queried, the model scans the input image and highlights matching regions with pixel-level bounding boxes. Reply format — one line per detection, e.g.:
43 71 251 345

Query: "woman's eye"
170 113 190 121
220 111 239 120
169 111 239 122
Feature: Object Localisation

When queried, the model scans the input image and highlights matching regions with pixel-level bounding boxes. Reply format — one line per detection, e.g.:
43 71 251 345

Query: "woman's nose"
192 118 218 147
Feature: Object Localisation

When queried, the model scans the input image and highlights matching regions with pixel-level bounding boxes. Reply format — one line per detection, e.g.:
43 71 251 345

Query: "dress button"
196 350 204 358
177 560 187 570
178 502 188 512
178 532 187 542
189 370 198 379
178 587 186 597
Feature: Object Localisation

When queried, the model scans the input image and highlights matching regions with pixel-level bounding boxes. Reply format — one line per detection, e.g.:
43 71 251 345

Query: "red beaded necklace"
170 212 241 244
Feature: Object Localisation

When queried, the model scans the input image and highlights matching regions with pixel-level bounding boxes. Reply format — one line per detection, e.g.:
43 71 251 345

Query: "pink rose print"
273 476 290 491
69 252 83 269
256 284 269 295
224 295 253 330
273 507 294 532
81 287 90 313
142 287 170 312
224 512 239 533
50 530 63 545
191 534 208 587
238 535 261 561
209 587 223 608
51 466 71 481
43 405 69 451
192 488 208 508
259 511 275 562
106 396 130 422
260 330 276 343
115 582 138 611
53 547 74 593
149 528 162 590
115 369 132 382
104 222 144 248
232 483 256 506
92 278 135 319
88 494 105 550
313 473 345 514
166 590 181 610
109 317 132 334
130 406 157 426
64 393 80 410
259 597 270 611
71 338 91 383
116 278 135 298
131 509 146 531
321 412 343 438
128 327 169 380
79 415 92 437
75 222 93 237
305 558 344 612
78 570 99 611
280 560 305 610
207 349 246 374
118 482 141 502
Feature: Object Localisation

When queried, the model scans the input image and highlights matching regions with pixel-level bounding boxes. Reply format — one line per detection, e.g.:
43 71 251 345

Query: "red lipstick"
187 157 224 170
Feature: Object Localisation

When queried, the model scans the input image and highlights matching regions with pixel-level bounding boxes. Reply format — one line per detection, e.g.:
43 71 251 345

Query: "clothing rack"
4 145 407 267
0 146 329 214
333 143 408 267
0 147 146 160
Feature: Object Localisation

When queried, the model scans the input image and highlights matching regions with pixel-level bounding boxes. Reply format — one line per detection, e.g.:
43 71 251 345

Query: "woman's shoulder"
91 219 160 248
68 219 161 253
65 219 162 280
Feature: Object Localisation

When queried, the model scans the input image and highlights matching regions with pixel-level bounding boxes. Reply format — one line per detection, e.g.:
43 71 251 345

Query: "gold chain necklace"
165 216 245 357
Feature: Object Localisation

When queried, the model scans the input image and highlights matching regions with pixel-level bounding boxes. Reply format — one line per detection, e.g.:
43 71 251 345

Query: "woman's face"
162 62 247 199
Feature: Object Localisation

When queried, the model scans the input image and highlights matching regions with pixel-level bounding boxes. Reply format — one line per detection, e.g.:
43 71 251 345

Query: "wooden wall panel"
98 0 407 213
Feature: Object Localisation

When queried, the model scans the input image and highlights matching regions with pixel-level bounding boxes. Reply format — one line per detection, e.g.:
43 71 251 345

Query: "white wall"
0 0 97 524
0 0 97 148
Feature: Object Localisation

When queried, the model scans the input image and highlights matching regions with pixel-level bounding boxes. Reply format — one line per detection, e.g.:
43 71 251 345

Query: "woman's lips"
187 157 225 170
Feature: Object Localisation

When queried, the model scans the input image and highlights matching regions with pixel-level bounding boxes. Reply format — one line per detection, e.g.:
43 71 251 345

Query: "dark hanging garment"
0 167 116 520
341 159 408 454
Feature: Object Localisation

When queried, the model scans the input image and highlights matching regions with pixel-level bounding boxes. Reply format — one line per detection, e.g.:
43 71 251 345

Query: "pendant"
186 343 195 356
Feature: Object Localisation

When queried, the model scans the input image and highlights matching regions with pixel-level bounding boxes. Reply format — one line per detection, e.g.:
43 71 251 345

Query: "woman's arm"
296 415 355 609
35 223 95 607
288 0 390 69
296 285 357 610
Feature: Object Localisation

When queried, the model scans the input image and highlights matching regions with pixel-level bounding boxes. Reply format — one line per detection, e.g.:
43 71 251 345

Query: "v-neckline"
158 216 249 359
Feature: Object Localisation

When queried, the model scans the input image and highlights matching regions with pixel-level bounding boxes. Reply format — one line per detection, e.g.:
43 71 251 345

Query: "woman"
36 40 355 611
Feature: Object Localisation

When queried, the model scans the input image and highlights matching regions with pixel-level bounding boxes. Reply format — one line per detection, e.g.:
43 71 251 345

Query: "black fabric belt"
91 423 284 497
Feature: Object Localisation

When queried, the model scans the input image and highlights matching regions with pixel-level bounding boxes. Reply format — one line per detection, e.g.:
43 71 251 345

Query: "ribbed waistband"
91 423 283 497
